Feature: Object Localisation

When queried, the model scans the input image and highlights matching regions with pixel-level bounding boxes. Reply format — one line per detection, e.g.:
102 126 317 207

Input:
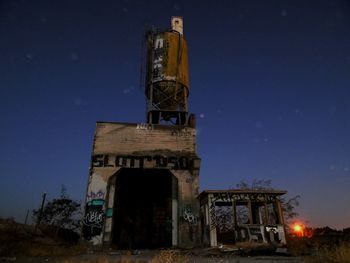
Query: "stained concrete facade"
83 121 201 248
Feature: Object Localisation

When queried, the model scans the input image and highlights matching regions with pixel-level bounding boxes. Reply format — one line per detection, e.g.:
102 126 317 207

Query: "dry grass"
287 232 350 263
0 218 87 257
57 250 188 263
149 250 189 263
24 243 87 257
60 257 141 263
306 242 350 263
287 236 313 256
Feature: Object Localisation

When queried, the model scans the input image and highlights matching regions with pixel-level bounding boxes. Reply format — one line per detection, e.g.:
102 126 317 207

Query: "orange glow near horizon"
292 223 304 237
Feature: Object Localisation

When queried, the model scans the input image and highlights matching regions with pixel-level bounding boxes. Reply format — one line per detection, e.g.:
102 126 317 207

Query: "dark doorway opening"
215 202 235 244
112 168 174 249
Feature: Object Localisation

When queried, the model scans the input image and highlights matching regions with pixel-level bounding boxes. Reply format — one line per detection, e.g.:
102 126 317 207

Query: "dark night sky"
1 0 349 229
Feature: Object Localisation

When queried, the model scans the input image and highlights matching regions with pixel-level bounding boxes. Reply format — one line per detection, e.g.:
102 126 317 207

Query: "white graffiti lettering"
171 128 195 137
266 226 278 233
83 211 104 227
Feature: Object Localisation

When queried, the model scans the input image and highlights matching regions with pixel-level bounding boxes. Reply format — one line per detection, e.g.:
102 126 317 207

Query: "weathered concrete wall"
83 122 200 248
173 169 201 247
93 122 196 155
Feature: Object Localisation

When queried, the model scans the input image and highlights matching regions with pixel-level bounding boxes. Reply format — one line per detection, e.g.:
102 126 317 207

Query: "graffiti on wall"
87 190 105 201
183 205 197 225
235 226 282 243
266 226 278 234
83 189 106 240
171 128 194 137
106 208 113 218
136 123 195 137
84 208 104 228
92 154 198 170
152 36 167 82
83 203 105 240
209 203 217 228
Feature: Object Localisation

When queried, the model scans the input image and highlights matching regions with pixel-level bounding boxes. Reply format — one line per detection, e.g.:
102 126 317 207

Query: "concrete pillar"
172 200 178 246
264 202 269 225
103 177 116 243
232 200 237 226
248 200 253 224
276 199 284 225
207 194 217 247
172 175 178 246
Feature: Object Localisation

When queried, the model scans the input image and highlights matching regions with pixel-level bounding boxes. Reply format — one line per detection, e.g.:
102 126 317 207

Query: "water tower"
144 17 194 126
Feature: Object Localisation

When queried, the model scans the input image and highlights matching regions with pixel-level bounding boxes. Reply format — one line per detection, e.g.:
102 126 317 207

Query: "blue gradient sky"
1 0 349 229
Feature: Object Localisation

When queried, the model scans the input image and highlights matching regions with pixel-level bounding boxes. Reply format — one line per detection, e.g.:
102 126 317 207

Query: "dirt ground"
1 250 303 263
0 220 304 263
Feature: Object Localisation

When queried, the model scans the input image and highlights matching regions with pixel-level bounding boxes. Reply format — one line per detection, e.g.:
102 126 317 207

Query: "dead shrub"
150 250 189 263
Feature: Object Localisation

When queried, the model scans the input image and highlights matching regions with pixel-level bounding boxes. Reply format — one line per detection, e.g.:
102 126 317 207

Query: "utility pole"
34 192 46 233
24 209 29 225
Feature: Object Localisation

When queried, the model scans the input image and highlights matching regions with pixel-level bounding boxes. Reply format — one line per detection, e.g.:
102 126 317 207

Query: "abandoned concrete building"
82 17 287 248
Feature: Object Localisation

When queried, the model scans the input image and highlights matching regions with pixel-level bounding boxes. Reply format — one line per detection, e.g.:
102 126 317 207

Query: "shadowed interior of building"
112 168 176 248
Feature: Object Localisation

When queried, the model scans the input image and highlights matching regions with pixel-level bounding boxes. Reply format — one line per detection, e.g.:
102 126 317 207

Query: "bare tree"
32 185 81 232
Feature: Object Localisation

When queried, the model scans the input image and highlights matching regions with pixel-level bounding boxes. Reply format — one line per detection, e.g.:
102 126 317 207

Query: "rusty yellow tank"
145 29 190 111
